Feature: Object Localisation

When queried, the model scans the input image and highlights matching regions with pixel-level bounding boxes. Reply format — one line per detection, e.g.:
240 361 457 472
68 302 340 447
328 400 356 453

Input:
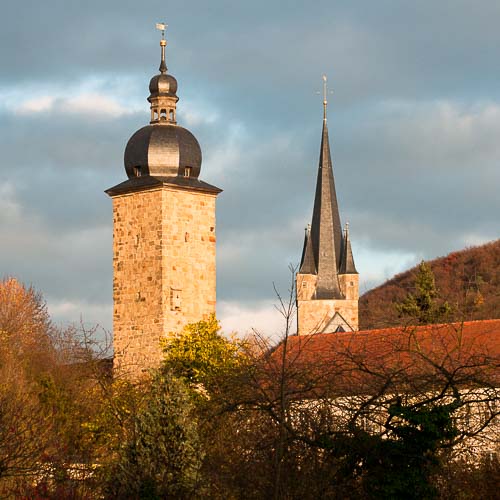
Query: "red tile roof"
266 320 500 397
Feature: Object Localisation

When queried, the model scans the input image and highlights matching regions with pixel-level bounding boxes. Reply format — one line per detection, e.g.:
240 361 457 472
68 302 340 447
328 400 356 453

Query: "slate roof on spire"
299 225 316 274
340 224 358 274
308 114 343 299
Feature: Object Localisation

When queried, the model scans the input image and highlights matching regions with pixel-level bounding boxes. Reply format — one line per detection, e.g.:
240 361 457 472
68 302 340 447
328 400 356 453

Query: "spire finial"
156 22 168 74
322 74 328 121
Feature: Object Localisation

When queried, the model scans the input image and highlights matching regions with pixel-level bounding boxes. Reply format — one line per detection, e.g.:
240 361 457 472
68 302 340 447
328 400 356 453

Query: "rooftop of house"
265 319 500 397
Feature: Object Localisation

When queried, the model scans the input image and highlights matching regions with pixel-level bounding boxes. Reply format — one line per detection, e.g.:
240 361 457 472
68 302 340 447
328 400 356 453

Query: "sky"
1 0 500 337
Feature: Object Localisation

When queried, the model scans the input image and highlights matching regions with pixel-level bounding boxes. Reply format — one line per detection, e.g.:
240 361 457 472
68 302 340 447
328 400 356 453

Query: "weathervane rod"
156 22 168 74
322 74 328 122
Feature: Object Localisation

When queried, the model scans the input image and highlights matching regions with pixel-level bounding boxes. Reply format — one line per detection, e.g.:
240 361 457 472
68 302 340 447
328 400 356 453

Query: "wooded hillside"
359 239 500 330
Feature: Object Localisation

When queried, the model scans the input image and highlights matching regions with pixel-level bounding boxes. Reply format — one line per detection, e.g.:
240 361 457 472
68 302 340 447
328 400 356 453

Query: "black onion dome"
124 124 201 179
149 73 178 98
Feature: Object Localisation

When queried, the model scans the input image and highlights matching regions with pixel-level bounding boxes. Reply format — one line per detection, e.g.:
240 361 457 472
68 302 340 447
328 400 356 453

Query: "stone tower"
106 30 221 375
296 78 358 335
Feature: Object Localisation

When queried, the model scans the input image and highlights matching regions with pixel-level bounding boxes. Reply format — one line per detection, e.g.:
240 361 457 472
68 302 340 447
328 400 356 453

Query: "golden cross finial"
156 22 168 73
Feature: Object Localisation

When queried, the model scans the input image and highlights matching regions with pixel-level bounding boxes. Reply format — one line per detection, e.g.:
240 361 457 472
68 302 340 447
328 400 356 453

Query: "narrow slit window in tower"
133 166 142 177
170 288 182 311
184 167 192 178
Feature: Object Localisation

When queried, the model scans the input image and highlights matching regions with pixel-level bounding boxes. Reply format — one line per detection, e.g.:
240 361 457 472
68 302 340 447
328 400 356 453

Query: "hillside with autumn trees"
359 239 500 330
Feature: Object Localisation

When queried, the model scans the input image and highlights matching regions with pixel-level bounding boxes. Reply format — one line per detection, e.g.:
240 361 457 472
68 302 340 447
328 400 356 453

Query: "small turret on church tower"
296 76 358 334
106 26 222 375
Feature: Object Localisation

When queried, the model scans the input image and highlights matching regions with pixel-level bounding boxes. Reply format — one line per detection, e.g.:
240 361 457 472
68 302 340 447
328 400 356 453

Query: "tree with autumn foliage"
0 278 117 497
0 278 55 494
360 239 500 330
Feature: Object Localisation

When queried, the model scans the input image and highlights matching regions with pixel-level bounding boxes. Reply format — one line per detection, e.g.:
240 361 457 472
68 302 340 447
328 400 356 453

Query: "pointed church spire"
340 222 358 274
296 76 359 334
308 75 343 299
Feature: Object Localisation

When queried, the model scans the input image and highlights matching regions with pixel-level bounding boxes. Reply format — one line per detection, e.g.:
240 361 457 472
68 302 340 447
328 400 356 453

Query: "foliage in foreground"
161 314 247 388
0 276 498 499
103 372 203 499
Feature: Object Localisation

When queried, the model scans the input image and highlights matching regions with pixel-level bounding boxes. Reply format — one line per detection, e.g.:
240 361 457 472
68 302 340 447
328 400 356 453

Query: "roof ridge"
293 318 500 340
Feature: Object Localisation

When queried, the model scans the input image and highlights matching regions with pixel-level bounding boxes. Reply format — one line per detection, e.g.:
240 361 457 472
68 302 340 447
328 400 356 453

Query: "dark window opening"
184 167 192 178
133 166 142 177
169 109 174 121
160 109 167 120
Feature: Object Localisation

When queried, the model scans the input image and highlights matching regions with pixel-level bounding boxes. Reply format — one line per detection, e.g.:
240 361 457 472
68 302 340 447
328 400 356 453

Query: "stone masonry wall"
339 273 359 301
112 186 217 376
296 273 317 301
296 272 359 335
297 298 359 334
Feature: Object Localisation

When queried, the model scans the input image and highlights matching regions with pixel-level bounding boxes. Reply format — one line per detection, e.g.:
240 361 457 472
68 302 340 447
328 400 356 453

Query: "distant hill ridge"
359 239 500 330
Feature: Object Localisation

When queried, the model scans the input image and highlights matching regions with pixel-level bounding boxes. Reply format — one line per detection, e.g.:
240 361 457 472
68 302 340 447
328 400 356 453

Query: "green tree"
397 261 451 324
362 399 460 499
104 372 203 499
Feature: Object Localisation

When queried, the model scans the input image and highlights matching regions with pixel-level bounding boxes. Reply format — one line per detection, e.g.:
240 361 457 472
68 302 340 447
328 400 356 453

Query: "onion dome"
149 73 178 97
124 26 201 180
124 125 201 179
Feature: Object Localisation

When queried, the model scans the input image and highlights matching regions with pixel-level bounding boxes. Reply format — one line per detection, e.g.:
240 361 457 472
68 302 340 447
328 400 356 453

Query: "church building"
296 80 359 335
106 29 221 374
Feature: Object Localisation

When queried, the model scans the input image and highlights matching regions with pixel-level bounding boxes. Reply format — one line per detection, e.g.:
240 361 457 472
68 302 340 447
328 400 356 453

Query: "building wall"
296 272 359 334
111 185 217 376
296 273 317 301
339 273 359 301
297 297 359 334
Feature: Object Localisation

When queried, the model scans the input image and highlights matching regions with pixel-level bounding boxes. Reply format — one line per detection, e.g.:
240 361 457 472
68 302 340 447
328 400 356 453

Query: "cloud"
48 298 112 332
336 99 500 254
0 182 111 328
0 183 22 219
182 98 220 127
218 300 290 339
17 96 55 113
1 0 500 337
353 243 420 295
5 88 136 119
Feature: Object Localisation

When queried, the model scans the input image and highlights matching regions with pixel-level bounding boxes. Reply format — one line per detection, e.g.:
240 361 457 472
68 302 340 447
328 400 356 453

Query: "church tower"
106 27 221 374
296 77 358 335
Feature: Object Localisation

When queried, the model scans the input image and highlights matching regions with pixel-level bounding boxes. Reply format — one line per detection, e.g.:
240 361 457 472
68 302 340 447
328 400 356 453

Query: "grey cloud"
1 1 500 331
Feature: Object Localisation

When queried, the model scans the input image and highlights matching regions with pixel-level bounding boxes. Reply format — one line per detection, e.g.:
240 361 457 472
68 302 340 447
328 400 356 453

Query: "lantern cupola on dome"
123 24 202 181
